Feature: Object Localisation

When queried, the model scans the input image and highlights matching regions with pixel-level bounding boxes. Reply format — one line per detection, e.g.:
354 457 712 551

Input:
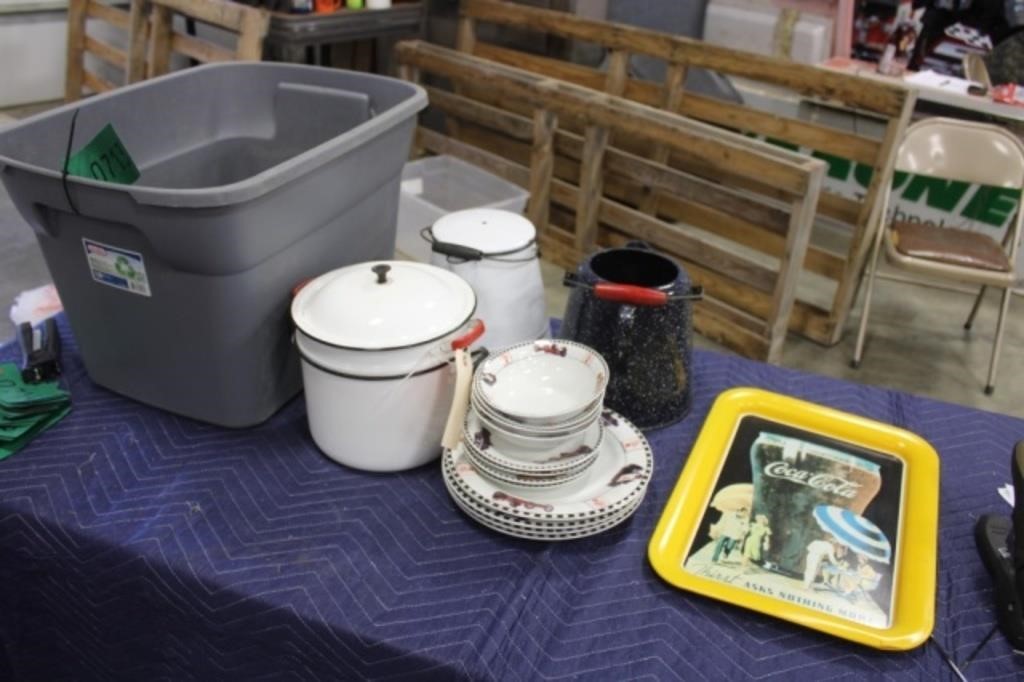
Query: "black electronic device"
975 441 1024 652
17 319 62 384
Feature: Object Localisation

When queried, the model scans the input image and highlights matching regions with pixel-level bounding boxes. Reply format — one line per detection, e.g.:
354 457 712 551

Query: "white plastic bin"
395 155 529 261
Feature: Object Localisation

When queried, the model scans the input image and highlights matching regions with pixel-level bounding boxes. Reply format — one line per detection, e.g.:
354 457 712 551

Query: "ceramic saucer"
443 408 652 521
463 443 591 488
445 476 643 540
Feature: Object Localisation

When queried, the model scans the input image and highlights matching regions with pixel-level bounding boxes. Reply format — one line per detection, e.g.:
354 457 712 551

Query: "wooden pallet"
139 0 269 79
65 0 149 101
65 0 270 102
451 0 916 346
396 41 825 363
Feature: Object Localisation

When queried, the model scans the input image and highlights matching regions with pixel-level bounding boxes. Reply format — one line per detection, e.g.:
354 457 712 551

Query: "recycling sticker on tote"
82 239 151 297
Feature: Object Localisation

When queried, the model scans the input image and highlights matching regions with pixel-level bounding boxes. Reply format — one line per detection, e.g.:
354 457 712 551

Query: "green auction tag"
65 124 140 185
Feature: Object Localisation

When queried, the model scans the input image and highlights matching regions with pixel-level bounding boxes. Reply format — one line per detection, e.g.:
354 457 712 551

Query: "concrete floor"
1 107 1022 417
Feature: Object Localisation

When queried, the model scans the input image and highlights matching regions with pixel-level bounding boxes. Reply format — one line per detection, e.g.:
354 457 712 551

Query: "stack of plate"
442 340 653 541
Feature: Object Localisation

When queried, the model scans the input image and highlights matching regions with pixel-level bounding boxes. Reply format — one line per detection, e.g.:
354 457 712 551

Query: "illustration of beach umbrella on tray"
812 505 892 564
710 483 753 512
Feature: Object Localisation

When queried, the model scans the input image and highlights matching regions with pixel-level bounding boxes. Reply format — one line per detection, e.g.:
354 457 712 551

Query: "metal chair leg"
852 226 886 369
984 286 1013 395
965 285 987 330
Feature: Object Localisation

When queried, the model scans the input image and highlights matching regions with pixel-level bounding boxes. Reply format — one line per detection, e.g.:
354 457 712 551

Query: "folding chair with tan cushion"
852 117 1024 395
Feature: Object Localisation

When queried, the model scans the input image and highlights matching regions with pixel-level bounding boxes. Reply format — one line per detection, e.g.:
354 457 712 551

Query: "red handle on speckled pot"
592 283 670 307
563 272 702 307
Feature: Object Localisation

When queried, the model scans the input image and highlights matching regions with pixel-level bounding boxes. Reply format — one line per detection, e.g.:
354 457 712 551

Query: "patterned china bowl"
464 407 605 467
471 390 603 437
474 340 609 426
479 409 599 456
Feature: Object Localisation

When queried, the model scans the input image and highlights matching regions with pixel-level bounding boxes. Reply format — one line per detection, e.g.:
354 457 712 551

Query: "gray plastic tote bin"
0 62 426 427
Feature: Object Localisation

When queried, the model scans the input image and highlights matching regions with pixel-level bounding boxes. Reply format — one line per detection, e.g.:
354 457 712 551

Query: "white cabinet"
0 9 68 107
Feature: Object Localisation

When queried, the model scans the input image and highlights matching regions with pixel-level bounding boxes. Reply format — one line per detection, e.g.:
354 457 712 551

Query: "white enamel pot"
291 261 484 472
426 209 548 349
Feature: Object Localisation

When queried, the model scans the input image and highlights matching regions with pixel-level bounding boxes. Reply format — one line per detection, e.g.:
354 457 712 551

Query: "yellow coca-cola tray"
648 387 939 650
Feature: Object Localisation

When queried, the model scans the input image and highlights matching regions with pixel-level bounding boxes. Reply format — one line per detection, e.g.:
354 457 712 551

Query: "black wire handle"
420 226 539 264
61 108 82 216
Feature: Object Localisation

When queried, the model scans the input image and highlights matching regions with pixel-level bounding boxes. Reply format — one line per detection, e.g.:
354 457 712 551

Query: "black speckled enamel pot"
559 242 699 430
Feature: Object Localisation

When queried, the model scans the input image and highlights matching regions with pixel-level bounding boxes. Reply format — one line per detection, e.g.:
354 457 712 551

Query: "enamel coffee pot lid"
291 261 476 350
431 208 536 254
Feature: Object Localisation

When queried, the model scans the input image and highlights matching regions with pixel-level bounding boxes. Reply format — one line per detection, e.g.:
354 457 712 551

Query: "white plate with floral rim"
464 409 602 475
473 340 609 423
445 476 643 540
442 408 652 521
444 466 629 528
450 491 642 541
462 441 592 489
444 472 644 530
443 450 644 525
453 494 641 539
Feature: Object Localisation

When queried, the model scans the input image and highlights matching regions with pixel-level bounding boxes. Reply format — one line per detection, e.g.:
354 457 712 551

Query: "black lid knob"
372 263 391 284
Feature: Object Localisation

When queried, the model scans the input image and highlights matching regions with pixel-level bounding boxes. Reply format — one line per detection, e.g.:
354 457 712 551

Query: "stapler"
975 441 1024 652
17 318 62 384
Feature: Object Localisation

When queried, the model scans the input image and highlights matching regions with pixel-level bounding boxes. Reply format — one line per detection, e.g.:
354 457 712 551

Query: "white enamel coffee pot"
426 209 547 350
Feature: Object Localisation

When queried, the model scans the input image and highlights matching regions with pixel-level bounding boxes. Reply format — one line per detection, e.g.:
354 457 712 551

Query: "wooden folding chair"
65 0 148 101
130 0 270 81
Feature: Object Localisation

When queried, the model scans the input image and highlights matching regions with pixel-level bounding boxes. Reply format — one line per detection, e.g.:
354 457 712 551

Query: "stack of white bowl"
442 340 654 541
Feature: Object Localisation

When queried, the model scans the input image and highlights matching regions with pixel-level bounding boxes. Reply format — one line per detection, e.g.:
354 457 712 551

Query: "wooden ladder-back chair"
65 0 148 101
130 0 270 80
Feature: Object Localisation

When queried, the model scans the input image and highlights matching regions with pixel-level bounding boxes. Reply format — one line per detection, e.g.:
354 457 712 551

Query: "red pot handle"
451 319 486 350
291 277 313 298
593 283 669 307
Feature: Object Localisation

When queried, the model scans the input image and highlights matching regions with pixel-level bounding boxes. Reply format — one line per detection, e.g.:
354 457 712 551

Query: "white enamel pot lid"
431 208 536 254
291 261 476 350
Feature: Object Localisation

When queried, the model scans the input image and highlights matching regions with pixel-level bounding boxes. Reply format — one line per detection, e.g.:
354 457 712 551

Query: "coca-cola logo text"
763 461 861 499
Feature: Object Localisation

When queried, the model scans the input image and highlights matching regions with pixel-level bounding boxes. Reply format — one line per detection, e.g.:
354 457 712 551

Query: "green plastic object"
65 124 140 185
0 363 71 460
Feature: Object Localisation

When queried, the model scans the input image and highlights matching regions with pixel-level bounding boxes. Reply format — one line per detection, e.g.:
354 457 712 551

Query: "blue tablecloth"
1 316 1022 680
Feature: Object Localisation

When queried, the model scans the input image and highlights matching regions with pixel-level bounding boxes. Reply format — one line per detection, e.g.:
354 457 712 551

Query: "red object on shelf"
315 0 342 12
993 84 1024 107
